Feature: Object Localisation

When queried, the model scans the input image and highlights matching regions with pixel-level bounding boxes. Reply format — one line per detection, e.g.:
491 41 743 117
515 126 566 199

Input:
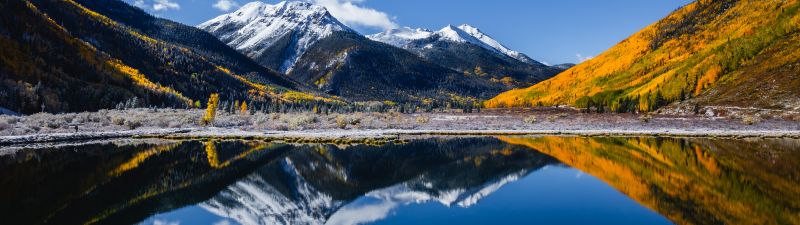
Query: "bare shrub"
182 116 197 126
46 121 61 129
168 121 182 128
274 124 289 131
784 113 800 122
742 115 761 125
416 115 430 124
335 116 349 129
112 117 126 126
523 116 537 124
287 114 318 129
252 114 270 127
125 120 142 129
348 115 361 126
4 117 18 125
154 118 169 128
639 114 653 123
0 121 9 131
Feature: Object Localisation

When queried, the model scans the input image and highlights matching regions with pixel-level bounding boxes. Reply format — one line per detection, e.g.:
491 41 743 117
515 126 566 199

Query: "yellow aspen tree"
202 93 219 126
240 101 248 115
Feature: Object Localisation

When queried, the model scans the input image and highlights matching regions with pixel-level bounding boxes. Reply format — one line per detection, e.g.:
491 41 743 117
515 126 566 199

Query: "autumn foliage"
487 0 800 111
201 93 219 126
499 136 800 225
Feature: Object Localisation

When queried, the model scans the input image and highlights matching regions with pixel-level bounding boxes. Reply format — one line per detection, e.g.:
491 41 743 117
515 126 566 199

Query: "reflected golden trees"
499 136 800 225
109 144 180 177
203 141 275 169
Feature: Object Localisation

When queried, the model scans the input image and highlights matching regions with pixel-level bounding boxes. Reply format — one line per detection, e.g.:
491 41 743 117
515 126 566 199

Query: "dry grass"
416 115 430 124
639 114 653 123
741 115 762 125
523 116 537 124
1 108 798 136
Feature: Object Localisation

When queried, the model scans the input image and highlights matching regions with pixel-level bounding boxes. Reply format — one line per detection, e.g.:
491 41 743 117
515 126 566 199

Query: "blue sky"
124 0 693 64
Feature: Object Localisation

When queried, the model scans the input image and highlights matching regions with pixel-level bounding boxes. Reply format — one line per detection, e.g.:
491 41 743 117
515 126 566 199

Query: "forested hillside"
290 31 506 103
0 0 327 114
487 0 800 112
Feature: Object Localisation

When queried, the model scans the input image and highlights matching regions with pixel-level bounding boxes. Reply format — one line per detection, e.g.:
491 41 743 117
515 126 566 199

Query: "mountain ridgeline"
200 1 562 103
0 0 566 114
0 0 327 115
487 0 800 112
368 25 561 89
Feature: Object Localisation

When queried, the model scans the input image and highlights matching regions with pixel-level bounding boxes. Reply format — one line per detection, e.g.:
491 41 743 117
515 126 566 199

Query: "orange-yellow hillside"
487 0 800 112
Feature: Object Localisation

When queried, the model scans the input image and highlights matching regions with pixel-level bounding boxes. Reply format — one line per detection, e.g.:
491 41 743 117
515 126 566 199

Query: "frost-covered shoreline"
2 108 799 146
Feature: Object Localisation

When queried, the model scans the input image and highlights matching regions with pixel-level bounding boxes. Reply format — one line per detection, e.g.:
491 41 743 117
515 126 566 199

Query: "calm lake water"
1 136 798 225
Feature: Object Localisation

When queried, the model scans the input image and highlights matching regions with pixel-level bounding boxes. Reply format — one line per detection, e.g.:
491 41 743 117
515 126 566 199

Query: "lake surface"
1 136 798 225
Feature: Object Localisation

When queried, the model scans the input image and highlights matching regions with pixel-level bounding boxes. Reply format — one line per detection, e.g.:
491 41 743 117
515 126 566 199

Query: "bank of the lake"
1 108 799 146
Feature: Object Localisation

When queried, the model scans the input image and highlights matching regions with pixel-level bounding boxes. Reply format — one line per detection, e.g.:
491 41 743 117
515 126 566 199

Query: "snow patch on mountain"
368 24 535 64
364 27 434 47
198 1 353 73
456 24 535 64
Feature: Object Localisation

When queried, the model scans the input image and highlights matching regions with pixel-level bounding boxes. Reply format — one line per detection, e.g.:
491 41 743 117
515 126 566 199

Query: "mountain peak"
199 0 354 73
457 24 478 32
369 24 536 64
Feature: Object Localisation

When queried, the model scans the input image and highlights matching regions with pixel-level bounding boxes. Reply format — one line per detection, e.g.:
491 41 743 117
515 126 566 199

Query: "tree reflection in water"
0 136 797 225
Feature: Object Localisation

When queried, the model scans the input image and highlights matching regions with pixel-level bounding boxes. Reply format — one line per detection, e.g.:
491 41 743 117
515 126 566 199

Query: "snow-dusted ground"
1 108 799 146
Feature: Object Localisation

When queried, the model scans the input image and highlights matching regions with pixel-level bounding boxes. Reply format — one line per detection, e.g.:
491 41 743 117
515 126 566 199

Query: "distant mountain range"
487 0 800 112
368 25 560 88
199 1 562 103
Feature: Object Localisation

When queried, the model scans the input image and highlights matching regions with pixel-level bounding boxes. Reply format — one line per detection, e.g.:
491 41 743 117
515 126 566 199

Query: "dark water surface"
1 136 798 225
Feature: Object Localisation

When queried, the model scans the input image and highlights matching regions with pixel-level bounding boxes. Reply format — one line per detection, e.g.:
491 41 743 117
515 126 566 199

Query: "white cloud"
213 0 240 11
576 53 594 62
312 0 398 30
153 0 180 11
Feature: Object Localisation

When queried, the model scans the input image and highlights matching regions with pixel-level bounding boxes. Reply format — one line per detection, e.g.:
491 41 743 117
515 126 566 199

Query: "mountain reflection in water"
0 136 798 225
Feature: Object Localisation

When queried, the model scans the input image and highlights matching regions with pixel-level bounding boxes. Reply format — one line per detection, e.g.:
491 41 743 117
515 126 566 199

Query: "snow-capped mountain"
368 24 537 64
368 24 561 88
365 27 435 48
198 1 353 73
199 1 508 102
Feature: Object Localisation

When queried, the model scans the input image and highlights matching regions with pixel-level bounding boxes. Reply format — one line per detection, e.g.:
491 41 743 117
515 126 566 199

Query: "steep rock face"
368 25 561 88
199 1 352 73
487 0 800 112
